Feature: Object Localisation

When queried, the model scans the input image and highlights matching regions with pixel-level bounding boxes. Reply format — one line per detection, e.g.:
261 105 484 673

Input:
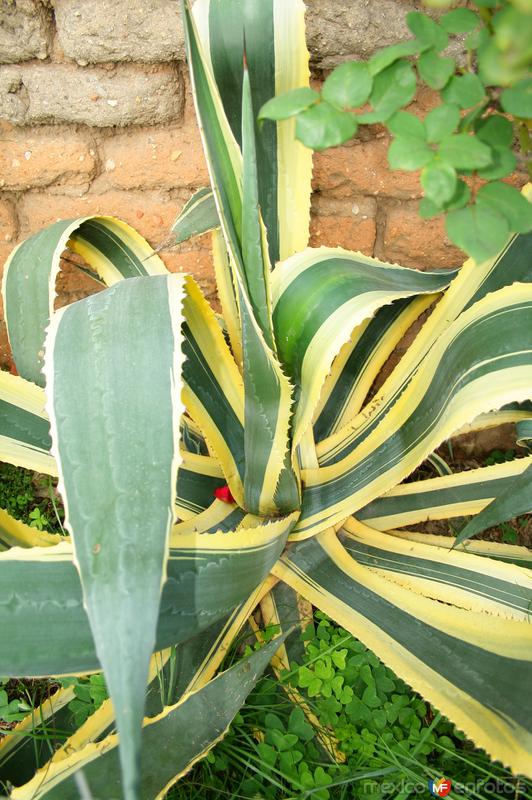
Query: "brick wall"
0 0 504 368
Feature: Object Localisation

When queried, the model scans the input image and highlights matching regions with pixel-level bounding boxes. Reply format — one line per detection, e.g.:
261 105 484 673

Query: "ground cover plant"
0 0 531 798
170 611 532 800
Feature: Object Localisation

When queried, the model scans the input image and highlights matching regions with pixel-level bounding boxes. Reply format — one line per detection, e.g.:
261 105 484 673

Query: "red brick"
310 195 376 255
0 198 17 244
0 129 96 191
381 202 463 269
160 248 216 300
101 117 209 191
18 190 177 247
313 136 422 200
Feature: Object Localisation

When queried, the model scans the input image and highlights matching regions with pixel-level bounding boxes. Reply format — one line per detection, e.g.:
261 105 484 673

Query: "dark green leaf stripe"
2 216 167 387
0 399 51 452
318 230 532 467
464 231 532 310
180 418 209 456
273 256 455 385
342 534 532 617
185 2 294 515
37 634 287 800
0 524 286 677
267 581 310 666
183 324 245 481
239 284 295 514
71 218 161 279
176 460 226 517
241 63 274 348
357 457 532 529
184 3 243 260
455 462 532 547
170 187 219 245
207 0 279 262
298 291 532 535
314 297 419 441
275 535 532 747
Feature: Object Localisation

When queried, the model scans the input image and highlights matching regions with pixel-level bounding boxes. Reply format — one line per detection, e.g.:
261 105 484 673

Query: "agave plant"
0 1 531 797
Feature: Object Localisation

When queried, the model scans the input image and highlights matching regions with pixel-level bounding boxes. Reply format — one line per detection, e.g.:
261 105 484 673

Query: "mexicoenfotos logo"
428 777 452 797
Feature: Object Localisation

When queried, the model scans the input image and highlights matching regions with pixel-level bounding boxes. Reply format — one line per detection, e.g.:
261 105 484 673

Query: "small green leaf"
407 11 449 51
442 73 486 108
465 26 490 51
295 102 358 150
331 648 348 670
388 110 426 140
419 197 442 218
418 49 455 89
322 61 373 109
368 40 420 76
501 78 532 118
279 750 303 775
360 663 375 687
445 204 510 262
264 712 284 732
288 707 314 742
340 685 354 705
257 742 277 767
307 677 323 697
359 60 417 123
421 161 457 203
478 40 525 88
314 766 333 788
259 87 319 121
477 182 532 232
346 695 372 723
441 9 480 33
269 729 298 752
438 133 492 169
459 100 490 132
475 114 514 147
445 179 471 211
477 145 516 179
388 136 433 170
362 685 381 709
424 104 461 143
314 658 334 681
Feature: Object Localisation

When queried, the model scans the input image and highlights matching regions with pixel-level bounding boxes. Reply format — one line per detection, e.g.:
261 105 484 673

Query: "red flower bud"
214 485 235 504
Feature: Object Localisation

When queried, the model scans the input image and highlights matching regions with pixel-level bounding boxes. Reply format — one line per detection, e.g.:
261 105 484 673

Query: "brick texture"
0 197 17 244
19 189 177 244
310 195 376 255
0 63 184 127
0 0 525 389
54 0 185 64
0 0 51 64
101 118 208 191
313 137 422 200
0 127 96 190
380 202 463 269
305 0 418 69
